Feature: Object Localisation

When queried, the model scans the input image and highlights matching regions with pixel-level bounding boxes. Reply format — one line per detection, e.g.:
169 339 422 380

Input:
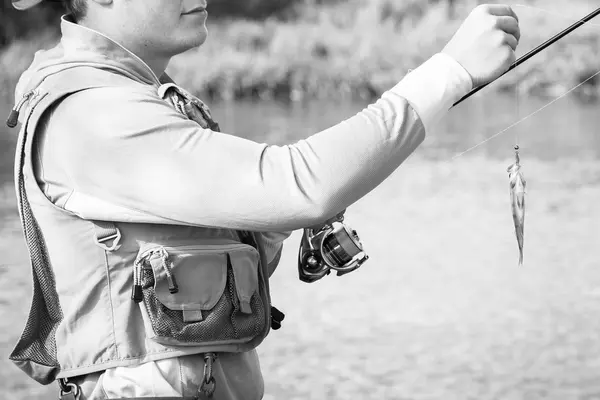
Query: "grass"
169 0 600 101
2 0 600 104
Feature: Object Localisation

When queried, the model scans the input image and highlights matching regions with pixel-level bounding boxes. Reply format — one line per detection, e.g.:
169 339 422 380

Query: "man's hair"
64 0 87 21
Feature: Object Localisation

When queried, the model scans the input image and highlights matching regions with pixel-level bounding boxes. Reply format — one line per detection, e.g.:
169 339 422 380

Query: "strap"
266 245 283 278
57 379 204 400
92 220 122 252
58 379 80 400
10 90 63 384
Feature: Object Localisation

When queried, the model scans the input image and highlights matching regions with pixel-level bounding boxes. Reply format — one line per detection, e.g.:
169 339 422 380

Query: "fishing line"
450 68 600 160
515 66 520 150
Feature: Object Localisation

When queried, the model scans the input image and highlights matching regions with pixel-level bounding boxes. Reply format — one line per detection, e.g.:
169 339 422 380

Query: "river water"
1 90 600 185
210 92 600 163
1 91 600 399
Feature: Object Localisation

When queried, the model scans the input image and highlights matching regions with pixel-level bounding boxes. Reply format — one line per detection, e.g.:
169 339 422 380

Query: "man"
7 0 520 399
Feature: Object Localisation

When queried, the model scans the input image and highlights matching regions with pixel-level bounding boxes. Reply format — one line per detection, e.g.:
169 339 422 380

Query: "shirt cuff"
389 52 473 134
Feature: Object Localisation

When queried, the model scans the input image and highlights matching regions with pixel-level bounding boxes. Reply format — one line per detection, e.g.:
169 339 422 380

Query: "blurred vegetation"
0 0 340 45
1 0 59 47
2 0 600 103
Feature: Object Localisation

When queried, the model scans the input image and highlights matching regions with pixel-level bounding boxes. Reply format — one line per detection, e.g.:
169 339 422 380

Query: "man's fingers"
495 16 521 42
484 4 519 22
503 33 519 51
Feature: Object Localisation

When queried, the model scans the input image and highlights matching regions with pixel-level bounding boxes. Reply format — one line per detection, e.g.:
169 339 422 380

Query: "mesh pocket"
139 247 267 347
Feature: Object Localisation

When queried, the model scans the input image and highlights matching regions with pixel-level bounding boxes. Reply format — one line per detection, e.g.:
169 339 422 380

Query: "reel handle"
297 228 331 283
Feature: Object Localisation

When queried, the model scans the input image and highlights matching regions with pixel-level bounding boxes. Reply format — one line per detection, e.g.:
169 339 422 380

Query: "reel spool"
298 214 368 283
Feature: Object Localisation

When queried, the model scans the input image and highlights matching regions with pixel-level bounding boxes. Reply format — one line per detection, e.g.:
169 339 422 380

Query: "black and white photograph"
1 0 599 399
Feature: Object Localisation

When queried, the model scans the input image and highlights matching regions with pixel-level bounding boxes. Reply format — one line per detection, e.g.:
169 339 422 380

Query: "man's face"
113 0 208 57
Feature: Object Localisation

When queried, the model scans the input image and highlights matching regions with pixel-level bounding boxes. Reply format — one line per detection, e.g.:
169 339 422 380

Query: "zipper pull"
7 90 36 128
131 258 144 303
197 104 220 132
159 249 179 294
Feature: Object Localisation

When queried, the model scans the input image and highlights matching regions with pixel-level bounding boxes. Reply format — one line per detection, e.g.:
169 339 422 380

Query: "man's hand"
442 4 520 88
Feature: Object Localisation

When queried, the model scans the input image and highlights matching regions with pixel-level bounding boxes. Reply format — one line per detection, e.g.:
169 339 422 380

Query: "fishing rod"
452 6 600 107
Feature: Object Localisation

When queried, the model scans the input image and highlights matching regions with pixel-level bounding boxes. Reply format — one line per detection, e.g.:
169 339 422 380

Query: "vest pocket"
134 241 268 348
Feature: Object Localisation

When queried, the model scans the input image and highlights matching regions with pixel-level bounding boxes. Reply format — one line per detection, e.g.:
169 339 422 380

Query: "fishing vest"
8 66 277 385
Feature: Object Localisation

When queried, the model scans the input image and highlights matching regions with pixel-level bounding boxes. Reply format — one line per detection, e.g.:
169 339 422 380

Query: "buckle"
95 229 122 251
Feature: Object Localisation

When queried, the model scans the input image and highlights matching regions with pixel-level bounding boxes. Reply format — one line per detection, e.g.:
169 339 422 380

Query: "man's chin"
189 30 208 48
196 32 208 47
173 33 208 55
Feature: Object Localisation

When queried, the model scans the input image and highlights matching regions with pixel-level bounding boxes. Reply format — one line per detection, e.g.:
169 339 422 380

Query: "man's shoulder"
37 68 186 143
42 67 157 104
38 67 169 126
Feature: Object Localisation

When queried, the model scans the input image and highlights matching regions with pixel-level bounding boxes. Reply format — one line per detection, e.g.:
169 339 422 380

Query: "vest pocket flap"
229 248 260 315
150 251 227 311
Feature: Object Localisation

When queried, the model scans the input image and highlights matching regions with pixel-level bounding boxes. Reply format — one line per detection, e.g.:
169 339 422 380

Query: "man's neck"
78 19 170 79
136 54 170 79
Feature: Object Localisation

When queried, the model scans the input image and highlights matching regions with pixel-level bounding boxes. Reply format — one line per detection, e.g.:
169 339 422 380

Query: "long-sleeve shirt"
31 43 472 237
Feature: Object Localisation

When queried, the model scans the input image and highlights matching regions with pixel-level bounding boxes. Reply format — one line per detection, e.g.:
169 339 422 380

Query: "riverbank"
2 0 600 103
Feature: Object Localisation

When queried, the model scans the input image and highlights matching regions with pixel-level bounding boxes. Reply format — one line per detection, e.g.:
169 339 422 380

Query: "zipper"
227 262 240 338
159 243 256 253
245 232 273 336
6 89 38 128
136 242 258 262
132 247 180 303
131 255 145 303
197 103 220 131
156 248 179 294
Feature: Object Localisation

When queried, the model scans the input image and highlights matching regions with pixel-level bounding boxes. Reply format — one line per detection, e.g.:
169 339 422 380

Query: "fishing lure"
507 145 526 265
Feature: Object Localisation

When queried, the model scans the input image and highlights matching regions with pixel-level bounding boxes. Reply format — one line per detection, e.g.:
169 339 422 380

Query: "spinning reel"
297 212 369 283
